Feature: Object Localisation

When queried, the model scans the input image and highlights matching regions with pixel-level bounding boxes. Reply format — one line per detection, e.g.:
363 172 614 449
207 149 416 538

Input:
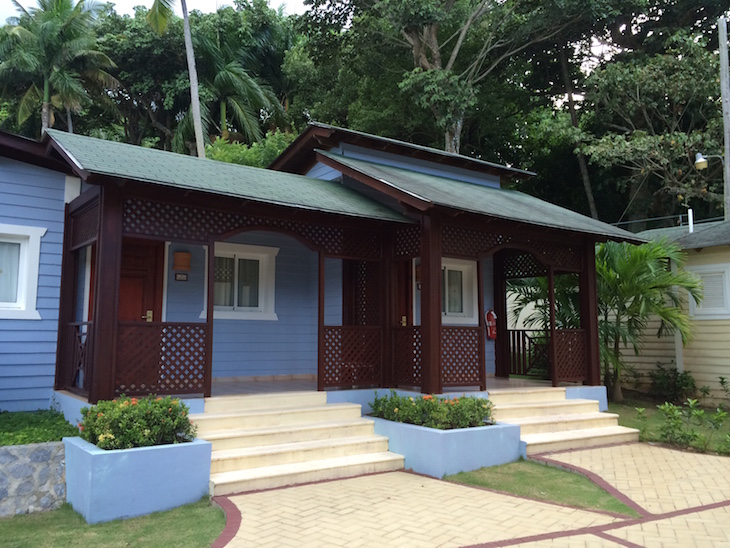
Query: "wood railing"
62 321 94 394
554 329 587 383
115 322 207 396
508 329 550 379
392 327 422 387
441 326 483 387
321 326 382 389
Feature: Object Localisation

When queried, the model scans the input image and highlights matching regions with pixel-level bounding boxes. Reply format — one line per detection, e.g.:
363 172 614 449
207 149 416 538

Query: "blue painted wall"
0 157 66 411
165 231 321 378
305 144 501 188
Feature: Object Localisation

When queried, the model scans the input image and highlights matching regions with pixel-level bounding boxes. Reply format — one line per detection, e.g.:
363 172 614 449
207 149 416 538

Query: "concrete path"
212 443 730 547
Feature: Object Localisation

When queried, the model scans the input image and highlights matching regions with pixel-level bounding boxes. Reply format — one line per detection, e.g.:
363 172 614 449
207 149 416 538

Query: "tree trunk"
444 117 464 154
41 77 51 135
181 0 206 158
66 108 74 134
559 47 598 219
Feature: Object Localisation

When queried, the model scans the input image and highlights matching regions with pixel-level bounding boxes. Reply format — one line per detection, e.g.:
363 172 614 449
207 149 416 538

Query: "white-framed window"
687 264 730 319
207 243 278 320
413 257 478 325
0 223 47 320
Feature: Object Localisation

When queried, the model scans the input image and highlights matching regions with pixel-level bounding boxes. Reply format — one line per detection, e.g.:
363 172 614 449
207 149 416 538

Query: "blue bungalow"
0 125 638 411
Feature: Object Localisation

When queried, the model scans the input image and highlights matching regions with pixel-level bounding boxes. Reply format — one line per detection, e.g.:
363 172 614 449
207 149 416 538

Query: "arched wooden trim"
217 224 322 253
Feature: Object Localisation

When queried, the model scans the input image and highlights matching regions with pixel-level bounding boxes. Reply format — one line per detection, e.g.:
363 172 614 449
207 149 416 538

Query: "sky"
0 0 309 26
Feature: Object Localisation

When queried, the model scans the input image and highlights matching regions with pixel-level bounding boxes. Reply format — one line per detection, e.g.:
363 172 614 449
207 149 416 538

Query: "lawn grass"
0 410 79 446
0 499 225 548
609 391 730 454
446 460 640 517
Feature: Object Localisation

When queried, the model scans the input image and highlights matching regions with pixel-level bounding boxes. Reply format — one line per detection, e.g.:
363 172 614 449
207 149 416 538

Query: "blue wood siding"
0 157 66 411
164 232 321 378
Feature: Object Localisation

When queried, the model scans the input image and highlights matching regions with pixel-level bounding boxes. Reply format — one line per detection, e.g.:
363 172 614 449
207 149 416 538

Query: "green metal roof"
44 130 409 223
320 151 642 242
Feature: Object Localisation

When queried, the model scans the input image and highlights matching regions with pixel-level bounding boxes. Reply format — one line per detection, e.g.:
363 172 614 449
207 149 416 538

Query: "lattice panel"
440 327 482 386
555 329 587 382
395 226 420 257
122 198 380 260
115 323 206 396
508 329 550 379
503 253 547 279
70 202 99 250
442 225 504 257
321 327 381 388
392 327 422 387
441 224 582 272
352 261 382 326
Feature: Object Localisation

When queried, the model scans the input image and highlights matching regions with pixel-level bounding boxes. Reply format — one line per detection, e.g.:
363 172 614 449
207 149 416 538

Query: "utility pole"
720 16 730 220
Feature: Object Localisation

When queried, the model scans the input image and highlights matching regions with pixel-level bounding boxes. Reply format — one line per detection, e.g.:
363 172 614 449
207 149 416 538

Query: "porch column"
204 238 216 397
317 251 325 391
580 241 601 385
54 204 76 390
382 232 395 387
548 265 558 387
493 252 509 378
89 184 124 403
420 212 442 394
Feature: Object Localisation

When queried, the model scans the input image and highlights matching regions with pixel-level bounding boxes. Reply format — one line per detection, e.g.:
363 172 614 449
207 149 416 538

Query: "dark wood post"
493 252 509 378
54 204 76 390
476 258 486 390
548 264 558 387
420 212 442 394
580 241 601 385
382 231 394 387
89 184 123 403
204 238 215 397
317 251 325 391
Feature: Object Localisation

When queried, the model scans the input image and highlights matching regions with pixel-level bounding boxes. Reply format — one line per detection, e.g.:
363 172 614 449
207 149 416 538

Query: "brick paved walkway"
213 444 730 547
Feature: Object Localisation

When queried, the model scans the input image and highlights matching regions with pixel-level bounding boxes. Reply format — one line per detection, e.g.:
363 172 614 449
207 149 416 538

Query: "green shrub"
648 362 696 404
80 395 197 450
0 409 79 446
370 390 493 430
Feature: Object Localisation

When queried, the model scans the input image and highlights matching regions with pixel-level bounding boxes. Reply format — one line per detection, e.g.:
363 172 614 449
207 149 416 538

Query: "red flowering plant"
369 390 493 430
79 395 197 450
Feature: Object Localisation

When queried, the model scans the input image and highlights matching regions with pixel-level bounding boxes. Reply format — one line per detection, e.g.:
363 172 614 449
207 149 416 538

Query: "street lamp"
694 153 709 171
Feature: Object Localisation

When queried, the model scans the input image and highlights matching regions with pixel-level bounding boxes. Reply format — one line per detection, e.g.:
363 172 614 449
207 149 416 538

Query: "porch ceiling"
43 130 410 225
318 151 644 243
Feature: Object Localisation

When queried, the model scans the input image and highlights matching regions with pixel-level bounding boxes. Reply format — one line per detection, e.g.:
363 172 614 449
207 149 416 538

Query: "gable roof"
269 122 534 180
0 130 70 173
318 151 642 242
638 220 729 249
43 130 409 224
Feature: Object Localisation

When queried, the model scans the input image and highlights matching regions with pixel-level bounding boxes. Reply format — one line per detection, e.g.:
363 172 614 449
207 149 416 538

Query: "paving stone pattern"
220 444 730 547
0 442 66 517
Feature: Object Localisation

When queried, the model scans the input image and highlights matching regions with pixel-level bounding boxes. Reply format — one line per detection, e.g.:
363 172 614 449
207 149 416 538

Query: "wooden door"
118 240 164 322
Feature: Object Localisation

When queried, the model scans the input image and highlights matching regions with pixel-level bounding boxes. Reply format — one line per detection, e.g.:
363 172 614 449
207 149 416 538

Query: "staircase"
489 388 639 455
191 392 404 495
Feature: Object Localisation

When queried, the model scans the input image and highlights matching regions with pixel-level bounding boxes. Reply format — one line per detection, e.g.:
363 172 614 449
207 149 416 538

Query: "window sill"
0 308 42 320
199 310 278 321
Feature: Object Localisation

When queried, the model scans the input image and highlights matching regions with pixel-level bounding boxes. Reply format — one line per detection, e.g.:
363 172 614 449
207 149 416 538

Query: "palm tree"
0 0 116 135
147 0 205 158
596 239 702 402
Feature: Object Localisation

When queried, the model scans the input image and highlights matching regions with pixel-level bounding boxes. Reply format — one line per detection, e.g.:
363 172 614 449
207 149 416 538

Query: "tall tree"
0 0 116 135
147 0 206 157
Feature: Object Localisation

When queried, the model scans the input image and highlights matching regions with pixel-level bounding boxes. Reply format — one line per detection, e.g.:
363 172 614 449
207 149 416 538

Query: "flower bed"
369 391 521 477
370 390 494 429
65 395 210 524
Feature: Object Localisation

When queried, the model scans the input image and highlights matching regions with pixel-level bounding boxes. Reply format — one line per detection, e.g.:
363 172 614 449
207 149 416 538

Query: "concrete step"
191 403 363 435
210 435 390 473
502 412 621 435
487 387 566 406
523 426 640 455
202 418 376 451
203 391 326 414
492 399 599 420
210 452 405 495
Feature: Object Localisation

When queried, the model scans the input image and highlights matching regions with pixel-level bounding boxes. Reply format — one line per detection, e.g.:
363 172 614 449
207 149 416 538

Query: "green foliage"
206 128 297 167
80 395 197 450
656 399 727 451
370 390 493 430
0 409 79 446
648 362 697 404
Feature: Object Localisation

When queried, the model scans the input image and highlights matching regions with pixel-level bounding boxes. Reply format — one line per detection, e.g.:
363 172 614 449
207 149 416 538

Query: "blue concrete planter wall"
371 418 521 478
63 437 211 524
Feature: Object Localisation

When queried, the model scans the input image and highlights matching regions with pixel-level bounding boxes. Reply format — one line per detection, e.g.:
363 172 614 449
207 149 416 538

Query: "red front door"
118 239 164 322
